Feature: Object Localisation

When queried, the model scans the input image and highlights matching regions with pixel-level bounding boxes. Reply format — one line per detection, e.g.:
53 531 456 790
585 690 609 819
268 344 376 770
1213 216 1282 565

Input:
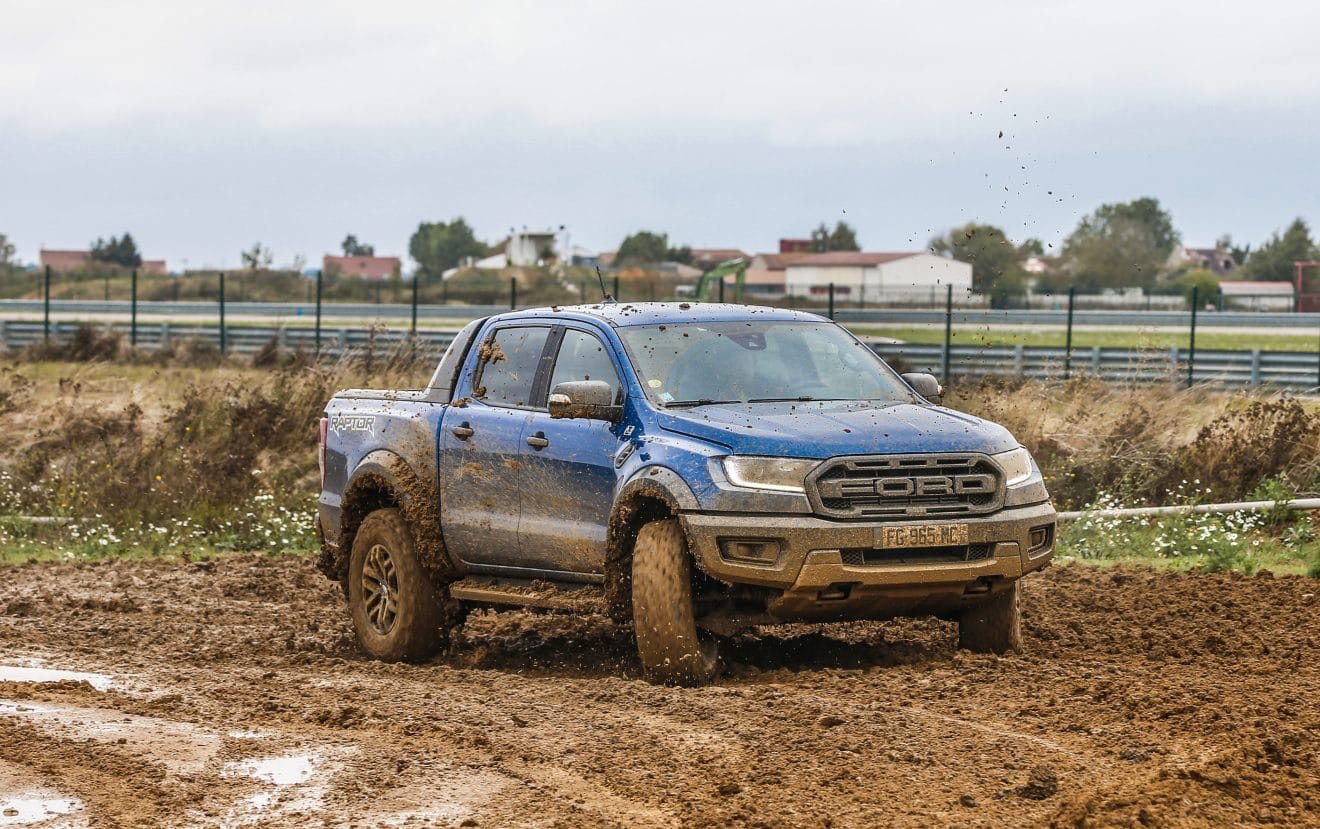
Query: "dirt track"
1 557 1317 828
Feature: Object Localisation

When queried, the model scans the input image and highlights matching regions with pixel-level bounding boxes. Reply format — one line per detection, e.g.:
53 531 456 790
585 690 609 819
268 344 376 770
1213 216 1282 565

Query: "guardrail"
6 298 1320 329
0 320 456 357
875 343 1320 390
4 318 1317 390
0 298 505 321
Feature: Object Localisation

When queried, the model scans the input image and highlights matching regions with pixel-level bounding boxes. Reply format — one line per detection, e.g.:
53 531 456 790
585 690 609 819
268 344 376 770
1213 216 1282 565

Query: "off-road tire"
958 581 1022 654
631 518 719 685
349 508 451 662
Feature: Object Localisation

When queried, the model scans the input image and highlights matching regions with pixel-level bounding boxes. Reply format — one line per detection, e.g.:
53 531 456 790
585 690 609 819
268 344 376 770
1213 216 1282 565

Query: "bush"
953 380 1320 509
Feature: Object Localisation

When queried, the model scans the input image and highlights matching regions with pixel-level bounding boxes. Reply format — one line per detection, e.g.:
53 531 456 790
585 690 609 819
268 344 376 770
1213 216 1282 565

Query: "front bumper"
680 501 1056 622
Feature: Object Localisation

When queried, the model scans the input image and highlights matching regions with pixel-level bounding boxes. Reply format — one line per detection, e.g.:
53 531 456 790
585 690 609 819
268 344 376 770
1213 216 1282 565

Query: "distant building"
1023 255 1060 276
40 249 90 271
1168 245 1239 276
778 238 813 254
40 248 168 274
1219 280 1293 311
783 252 973 303
507 230 558 267
735 251 814 299
323 255 401 280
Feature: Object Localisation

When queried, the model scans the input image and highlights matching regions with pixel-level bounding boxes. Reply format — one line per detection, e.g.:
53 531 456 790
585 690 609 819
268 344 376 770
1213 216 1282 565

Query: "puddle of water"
224 755 318 786
217 753 336 827
0 794 82 827
0 666 112 692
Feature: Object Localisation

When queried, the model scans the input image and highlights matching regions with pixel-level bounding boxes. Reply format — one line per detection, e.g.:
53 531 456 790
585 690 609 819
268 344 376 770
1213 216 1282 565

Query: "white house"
1219 280 1294 311
783 252 973 303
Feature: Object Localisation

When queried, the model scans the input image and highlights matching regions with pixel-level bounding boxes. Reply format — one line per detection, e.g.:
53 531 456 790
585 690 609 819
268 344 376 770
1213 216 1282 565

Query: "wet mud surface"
0 556 1317 827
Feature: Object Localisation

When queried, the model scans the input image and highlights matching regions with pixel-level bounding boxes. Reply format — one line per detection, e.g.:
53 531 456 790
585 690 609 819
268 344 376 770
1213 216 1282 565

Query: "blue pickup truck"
316 302 1055 683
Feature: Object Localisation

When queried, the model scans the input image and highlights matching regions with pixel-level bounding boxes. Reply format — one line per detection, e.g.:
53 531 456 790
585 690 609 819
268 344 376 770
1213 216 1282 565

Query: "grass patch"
0 495 316 565
1059 485 1320 577
4 354 1320 577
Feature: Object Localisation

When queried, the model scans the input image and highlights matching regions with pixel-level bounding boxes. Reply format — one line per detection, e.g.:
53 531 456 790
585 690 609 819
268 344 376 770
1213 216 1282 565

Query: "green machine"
692 257 748 302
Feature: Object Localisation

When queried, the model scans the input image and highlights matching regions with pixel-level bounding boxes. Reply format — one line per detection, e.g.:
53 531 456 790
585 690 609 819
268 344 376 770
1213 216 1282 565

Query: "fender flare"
602 466 701 621
328 450 452 585
614 465 700 514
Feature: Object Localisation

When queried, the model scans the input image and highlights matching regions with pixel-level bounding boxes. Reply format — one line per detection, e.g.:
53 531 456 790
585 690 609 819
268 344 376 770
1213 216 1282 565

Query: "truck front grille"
840 544 994 566
806 454 1004 520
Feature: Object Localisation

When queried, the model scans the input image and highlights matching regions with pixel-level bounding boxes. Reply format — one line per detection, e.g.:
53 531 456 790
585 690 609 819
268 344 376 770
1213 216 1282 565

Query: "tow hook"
964 577 993 595
817 582 856 601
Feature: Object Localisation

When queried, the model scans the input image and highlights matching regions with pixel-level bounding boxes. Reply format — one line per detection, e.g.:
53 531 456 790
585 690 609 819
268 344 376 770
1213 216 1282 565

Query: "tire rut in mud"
0 555 1317 827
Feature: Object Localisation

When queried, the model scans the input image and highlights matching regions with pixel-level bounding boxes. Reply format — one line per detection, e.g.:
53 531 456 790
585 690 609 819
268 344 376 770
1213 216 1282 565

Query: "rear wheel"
958 581 1022 654
631 518 719 685
349 508 452 662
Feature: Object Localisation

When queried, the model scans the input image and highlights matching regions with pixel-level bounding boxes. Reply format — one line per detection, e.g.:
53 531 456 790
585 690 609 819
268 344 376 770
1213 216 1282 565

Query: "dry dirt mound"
0 557 1316 827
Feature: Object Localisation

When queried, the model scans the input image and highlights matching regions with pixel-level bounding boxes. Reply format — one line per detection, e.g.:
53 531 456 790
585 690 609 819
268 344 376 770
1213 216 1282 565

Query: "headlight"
992 446 1035 487
721 456 819 493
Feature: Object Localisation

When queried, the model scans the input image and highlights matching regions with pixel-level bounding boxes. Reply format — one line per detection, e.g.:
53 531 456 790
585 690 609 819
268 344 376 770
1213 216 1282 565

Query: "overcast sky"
3 1 1319 269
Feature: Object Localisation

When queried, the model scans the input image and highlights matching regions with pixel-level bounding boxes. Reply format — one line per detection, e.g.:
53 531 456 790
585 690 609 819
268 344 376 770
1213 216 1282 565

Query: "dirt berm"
0 557 1316 827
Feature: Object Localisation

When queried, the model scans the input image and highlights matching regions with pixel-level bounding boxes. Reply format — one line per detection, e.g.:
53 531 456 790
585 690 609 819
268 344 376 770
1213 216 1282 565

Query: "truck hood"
652 400 1018 458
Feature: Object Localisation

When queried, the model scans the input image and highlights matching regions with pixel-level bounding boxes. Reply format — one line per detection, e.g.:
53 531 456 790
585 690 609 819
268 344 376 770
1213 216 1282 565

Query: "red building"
39 249 167 274
323 255 401 280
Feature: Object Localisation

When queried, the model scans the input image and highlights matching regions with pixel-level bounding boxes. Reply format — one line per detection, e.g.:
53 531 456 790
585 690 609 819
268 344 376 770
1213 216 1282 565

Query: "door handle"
526 432 550 449
451 422 474 439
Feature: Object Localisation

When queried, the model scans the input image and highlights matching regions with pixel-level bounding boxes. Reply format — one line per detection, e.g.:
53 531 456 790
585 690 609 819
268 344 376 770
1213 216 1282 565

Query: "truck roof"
496 301 829 328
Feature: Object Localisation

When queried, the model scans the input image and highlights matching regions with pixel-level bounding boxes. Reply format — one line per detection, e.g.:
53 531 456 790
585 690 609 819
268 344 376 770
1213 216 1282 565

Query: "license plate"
877 524 969 548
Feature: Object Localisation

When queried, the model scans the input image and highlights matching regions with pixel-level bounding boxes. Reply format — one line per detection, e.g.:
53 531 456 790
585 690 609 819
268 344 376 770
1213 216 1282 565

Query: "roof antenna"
595 266 615 303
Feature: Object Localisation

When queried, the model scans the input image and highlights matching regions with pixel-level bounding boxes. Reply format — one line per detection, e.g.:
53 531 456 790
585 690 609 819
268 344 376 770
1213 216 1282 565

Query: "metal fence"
5 319 1318 391
6 298 1320 330
0 320 456 358
876 343 1320 390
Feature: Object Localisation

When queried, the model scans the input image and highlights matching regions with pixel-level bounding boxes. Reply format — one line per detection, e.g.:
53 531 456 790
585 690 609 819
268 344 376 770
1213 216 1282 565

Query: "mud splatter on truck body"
317 302 1056 682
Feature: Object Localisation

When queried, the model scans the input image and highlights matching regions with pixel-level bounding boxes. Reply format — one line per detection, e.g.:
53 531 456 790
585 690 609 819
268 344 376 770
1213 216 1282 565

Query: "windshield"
618 320 916 406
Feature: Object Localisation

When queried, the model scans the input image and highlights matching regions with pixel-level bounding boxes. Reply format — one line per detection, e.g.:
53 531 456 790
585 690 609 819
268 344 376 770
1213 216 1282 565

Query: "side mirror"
548 380 622 422
902 372 943 404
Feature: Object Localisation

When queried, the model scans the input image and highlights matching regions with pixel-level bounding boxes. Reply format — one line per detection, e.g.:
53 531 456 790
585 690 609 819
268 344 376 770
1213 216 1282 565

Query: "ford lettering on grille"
806 454 1005 520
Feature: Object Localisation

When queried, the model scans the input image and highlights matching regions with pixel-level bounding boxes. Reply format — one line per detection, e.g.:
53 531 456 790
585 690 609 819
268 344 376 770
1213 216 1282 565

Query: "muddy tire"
349 508 450 663
631 518 719 685
958 581 1022 654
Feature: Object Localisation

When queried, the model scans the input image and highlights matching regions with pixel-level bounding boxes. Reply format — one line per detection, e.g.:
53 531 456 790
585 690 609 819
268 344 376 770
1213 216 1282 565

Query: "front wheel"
958 581 1022 654
631 518 719 685
349 508 453 662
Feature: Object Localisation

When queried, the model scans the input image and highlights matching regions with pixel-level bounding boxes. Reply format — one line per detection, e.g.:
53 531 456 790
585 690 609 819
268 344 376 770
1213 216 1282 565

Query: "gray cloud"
3 1 1318 265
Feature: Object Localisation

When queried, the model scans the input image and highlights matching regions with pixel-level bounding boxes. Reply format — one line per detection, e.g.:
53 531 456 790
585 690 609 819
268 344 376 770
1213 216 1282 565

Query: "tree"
1059 197 1180 291
615 231 670 266
1174 267 1220 307
241 242 273 271
666 245 694 266
409 218 487 280
1242 218 1318 281
89 233 142 268
930 222 1023 295
341 234 375 257
0 233 15 268
1018 238 1045 257
809 221 861 252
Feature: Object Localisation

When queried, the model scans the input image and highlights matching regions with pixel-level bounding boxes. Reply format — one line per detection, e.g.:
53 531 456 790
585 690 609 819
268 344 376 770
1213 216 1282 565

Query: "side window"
548 329 622 404
473 326 550 408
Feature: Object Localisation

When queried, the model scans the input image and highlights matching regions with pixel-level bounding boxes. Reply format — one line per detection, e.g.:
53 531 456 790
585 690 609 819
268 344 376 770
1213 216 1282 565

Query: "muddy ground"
0 557 1316 828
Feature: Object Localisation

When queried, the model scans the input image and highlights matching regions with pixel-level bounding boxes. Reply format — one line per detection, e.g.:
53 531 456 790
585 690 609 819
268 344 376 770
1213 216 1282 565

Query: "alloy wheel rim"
361 543 399 634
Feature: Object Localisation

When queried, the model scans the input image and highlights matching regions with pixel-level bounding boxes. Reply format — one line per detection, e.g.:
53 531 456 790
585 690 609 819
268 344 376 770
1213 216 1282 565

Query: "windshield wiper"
663 398 739 408
745 396 822 403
